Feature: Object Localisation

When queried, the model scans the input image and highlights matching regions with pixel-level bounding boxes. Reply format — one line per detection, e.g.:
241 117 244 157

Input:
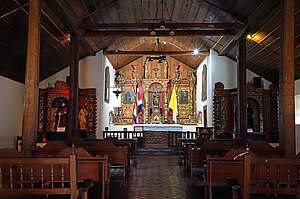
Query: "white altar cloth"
135 124 183 132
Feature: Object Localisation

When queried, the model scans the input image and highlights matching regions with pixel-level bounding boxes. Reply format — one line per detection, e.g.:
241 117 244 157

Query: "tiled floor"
109 155 231 199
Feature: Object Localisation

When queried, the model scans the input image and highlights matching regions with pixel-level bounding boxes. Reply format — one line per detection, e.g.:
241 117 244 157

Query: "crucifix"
153 67 160 79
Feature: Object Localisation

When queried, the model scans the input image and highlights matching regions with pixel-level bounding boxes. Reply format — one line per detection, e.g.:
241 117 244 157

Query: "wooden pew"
249 142 283 157
205 149 257 199
189 141 228 181
0 152 91 199
238 154 300 199
32 141 68 157
180 137 209 166
57 147 110 199
83 140 128 186
32 139 129 185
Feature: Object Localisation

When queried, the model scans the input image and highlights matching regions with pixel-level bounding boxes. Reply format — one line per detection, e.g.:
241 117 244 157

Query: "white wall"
294 79 300 154
0 76 24 148
40 50 116 138
196 49 272 128
101 56 116 132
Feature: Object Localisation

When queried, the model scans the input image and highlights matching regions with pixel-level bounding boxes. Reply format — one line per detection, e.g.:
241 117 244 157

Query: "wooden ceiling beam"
83 29 236 37
44 0 95 56
78 22 244 30
103 50 209 56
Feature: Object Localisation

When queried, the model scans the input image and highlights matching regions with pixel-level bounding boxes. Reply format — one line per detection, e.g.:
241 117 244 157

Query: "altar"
136 124 183 132
109 55 202 125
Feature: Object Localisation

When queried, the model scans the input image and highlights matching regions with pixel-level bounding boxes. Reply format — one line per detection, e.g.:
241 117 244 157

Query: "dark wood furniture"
0 154 90 199
235 154 300 199
189 141 228 181
57 147 110 199
205 149 258 199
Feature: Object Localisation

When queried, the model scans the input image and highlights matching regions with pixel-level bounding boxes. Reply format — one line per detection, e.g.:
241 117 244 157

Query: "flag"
169 85 178 123
133 84 143 123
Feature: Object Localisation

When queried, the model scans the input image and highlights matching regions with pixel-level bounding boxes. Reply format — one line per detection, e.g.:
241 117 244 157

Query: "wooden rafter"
103 50 209 56
83 29 236 37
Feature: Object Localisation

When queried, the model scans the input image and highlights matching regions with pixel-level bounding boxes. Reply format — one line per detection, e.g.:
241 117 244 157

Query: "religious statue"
55 102 68 132
78 108 88 131
153 95 160 107
131 65 138 80
175 65 181 81
153 67 160 79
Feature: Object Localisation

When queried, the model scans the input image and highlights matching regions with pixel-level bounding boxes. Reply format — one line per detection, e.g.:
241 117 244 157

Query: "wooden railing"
103 130 198 147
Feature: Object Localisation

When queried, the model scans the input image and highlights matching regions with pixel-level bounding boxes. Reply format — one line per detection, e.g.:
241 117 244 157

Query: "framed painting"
179 91 188 104
123 90 133 104
104 66 110 103
202 64 207 101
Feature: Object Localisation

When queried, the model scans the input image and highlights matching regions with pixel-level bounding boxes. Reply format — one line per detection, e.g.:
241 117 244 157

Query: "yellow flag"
169 85 177 113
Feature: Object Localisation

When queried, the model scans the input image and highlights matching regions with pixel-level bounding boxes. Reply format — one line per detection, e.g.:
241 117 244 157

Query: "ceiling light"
150 28 156 36
193 49 199 55
247 34 252 39
169 29 175 36
159 21 166 29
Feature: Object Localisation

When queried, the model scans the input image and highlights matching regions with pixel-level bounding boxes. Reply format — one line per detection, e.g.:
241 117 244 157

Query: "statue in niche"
55 102 68 132
153 95 160 107
78 108 88 131
247 105 254 131
175 65 181 81
131 65 138 80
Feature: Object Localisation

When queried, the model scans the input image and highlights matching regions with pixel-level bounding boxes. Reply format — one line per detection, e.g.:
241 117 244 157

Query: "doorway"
203 105 207 127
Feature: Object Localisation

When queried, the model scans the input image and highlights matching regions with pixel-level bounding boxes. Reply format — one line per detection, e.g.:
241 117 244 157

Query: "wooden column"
237 37 247 138
67 32 79 138
22 0 40 156
279 0 295 157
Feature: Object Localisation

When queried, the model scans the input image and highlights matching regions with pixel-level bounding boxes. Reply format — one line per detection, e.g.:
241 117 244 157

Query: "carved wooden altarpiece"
38 81 97 140
213 82 278 138
109 55 200 125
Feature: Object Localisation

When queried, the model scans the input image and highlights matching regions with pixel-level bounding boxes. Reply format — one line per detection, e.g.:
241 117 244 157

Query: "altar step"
136 147 178 155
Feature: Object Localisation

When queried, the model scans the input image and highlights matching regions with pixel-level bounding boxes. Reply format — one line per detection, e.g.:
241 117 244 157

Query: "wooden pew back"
243 154 300 199
0 155 78 199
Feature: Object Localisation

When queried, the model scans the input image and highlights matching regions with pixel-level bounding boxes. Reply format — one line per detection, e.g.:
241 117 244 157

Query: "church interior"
0 0 299 198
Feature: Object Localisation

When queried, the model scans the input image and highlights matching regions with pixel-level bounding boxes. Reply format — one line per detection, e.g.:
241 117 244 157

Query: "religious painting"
179 91 188 104
104 66 110 103
123 90 133 104
202 64 207 101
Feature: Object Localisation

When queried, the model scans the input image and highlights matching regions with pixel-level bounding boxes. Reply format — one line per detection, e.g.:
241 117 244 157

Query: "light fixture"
247 34 253 39
113 53 122 98
169 28 176 36
193 48 199 55
150 28 156 36
159 21 166 29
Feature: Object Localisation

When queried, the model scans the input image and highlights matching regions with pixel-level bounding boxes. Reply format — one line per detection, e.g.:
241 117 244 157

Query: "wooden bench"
0 153 92 199
83 140 128 186
32 141 68 157
249 141 283 157
57 147 110 199
231 154 300 199
189 141 229 181
205 149 258 199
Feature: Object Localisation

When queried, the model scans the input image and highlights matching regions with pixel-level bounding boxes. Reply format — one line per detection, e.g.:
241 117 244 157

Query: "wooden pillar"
237 37 247 138
67 32 79 138
279 0 295 157
22 0 40 156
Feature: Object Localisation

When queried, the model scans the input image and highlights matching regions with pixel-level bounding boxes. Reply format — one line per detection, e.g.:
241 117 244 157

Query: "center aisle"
109 155 204 199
